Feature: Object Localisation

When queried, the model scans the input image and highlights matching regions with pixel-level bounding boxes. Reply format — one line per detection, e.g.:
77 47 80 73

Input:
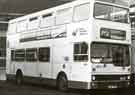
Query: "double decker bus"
7 0 131 90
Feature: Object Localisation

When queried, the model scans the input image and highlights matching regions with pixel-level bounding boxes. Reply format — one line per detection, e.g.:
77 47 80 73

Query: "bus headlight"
120 76 126 80
127 76 130 80
92 76 96 81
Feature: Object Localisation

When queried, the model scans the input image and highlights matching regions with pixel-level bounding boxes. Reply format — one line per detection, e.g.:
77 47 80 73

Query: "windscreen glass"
94 3 129 23
91 43 129 66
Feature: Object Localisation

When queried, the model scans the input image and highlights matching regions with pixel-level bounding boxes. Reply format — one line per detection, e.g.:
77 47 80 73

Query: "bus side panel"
38 62 52 78
52 39 71 80
20 63 38 77
6 48 14 75
70 63 91 82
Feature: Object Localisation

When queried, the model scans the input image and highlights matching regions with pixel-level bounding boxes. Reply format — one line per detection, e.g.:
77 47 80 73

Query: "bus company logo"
72 28 87 36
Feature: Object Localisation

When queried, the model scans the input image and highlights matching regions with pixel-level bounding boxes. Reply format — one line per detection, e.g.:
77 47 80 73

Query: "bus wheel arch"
16 69 23 85
56 71 68 91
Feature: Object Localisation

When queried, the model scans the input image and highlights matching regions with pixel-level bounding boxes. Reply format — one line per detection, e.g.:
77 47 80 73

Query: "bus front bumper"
90 80 130 89
68 80 130 89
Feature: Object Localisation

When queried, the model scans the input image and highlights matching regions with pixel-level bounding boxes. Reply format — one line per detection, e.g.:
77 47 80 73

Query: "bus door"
70 42 89 81
38 47 52 79
52 41 71 79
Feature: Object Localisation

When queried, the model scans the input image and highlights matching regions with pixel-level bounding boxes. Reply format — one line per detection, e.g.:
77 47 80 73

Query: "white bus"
7 0 131 90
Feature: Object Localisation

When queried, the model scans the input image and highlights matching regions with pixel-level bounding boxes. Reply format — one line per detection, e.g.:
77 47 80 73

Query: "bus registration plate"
108 85 117 89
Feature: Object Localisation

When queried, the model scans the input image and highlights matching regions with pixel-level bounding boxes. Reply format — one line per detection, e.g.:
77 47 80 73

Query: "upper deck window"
17 20 27 32
94 3 129 23
73 3 90 22
8 23 16 34
29 17 38 21
95 0 129 7
40 13 55 28
42 13 52 18
56 8 73 25
28 17 39 30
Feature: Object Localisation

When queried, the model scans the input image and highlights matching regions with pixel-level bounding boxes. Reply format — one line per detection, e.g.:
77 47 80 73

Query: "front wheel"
57 75 68 92
130 73 135 87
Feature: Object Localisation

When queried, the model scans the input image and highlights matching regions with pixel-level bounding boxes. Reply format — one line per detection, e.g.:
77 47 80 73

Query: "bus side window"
56 7 73 25
26 48 37 61
73 3 90 22
14 49 25 61
38 47 50 62
11 50 15 61
74 42 88 62
8 23 17 34
28 17 39 30
17 20 27 32
40 13 55 28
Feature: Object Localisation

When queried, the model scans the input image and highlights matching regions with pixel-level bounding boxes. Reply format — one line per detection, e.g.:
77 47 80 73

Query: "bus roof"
9 0 90 23
9 0 129 24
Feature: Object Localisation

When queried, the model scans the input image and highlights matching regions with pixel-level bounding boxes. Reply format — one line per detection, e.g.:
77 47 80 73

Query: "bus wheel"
16 70 23 85
57 74 68 92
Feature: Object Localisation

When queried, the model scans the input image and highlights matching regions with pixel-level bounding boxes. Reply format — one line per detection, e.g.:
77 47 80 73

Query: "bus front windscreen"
91 43 130 67
94 3 129 23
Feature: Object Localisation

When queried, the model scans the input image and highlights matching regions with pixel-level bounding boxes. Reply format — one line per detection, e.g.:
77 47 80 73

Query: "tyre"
16 71 23 85
57 74 68 92
130 73 135 87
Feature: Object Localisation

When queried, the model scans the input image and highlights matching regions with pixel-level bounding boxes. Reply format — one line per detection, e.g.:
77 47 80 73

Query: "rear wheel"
57 75 68 92
16 71 23 85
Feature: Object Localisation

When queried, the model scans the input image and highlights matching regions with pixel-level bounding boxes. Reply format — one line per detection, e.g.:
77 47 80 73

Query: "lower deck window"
26 48 37 61
74 42 88 61
11 47 50 62
14 49 25 61
39 47 50 62
11 50 15 61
